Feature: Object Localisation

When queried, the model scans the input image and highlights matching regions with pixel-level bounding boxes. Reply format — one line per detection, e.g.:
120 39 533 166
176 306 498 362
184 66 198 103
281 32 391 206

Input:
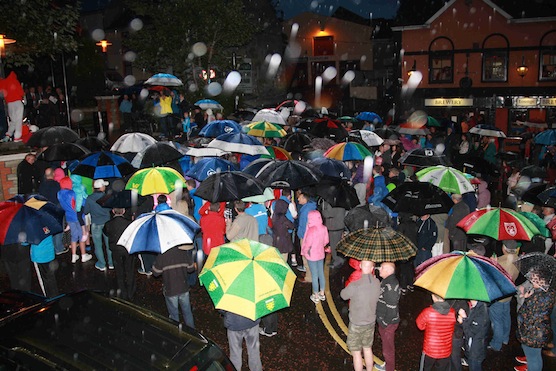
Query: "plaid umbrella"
336 227 417 262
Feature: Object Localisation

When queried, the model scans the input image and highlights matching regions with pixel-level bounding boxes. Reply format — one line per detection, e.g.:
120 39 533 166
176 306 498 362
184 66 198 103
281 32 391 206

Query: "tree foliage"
0 0 80 67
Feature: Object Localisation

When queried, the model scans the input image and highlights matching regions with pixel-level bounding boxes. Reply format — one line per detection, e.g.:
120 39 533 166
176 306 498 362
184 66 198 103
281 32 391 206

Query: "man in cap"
83 179 113 271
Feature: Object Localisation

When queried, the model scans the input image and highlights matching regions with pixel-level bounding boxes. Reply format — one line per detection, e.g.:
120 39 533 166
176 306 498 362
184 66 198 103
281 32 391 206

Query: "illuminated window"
313 36 334 56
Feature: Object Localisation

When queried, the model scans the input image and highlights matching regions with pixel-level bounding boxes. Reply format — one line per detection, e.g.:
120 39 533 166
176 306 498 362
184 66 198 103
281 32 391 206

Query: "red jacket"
0 72 24 103
416 304 456 359
199 210 226 256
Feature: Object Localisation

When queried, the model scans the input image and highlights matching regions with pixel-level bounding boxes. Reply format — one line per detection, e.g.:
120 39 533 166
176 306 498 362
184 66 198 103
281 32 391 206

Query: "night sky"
276 0 399 20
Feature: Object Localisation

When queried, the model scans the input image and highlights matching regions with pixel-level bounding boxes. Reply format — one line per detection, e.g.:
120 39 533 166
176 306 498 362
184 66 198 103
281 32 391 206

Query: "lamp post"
407 59 417 77
0 34 16 79
517 56 529 78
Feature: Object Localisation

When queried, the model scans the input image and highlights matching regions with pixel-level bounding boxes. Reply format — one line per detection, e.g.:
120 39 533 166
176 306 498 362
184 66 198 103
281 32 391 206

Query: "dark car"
0 290 234 370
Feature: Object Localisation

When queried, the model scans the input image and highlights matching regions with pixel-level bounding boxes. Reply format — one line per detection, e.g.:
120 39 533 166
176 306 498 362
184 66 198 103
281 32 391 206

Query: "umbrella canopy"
251 108 287 126
460 156 500 177
339 116 359 123
261 146 292 160
414 251 516 302
356 111 382 123
374 127 399 140
515 252 556 291
416 165 475 194
131 142 184 168
195 171 266 202
199 120 242 137
400 148 448 167
27 126 79 147
344 205 391 232
185 157 237 181
324 142 373 161
533 129 556 146
519 211 550 238
520 165 547 179
242 158 274 177
397 124 430 136
118 209 200 254
244 121 287 138
110 133 157 153
275 99 308 115
308 117 349 141
195 99 223 110
39 142 91 161
76 137 110 152
315 179 359 209
0 195 64 245
145 73 183 87
199 239 296 321
255 160 322 189
126 167 186 196
242 187 275 203
469 124 506 138
207 133 270 156
72 151 136 179
95 190 148 209
337 227 417 262
310 157 351 180
183 147 229 158
521 183 549 206
457 207 541 241
280 132 314 153
349 130 384 147
383 182 454 216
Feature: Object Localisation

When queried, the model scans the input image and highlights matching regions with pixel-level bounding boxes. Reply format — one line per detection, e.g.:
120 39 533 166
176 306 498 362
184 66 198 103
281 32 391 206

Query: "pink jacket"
301 210 329 261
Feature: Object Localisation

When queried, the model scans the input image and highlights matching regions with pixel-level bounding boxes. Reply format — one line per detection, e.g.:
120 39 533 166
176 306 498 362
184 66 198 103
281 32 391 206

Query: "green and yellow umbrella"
125 166 186 195
199 239 296 320
245 121 287 138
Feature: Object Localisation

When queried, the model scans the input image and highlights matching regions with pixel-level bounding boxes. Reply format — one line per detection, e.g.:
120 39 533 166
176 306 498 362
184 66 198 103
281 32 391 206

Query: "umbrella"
275 99 308 115
280 132 314 153
243 158 274 177
416 166 475 194
195 171 266 202
252 108 287 126
516 120 548 129
199 120 242 137
314 179 359 209
339 116 359 123
337 227 417 262
456 207 541 241
131 142 184 168
242 187 275 203
255 160 322 189
520 165 547 179
185 157 237 181
383 182 454 216
533 129 556 146
349 130 384 147
76 137 110 152
308 117 349 141
261 146 292 160
425 116 441 127
469 124 506 138
397 124 430 136
400 148 448 167
207 133 269 156
199 239 296 321
344 205 391 232
0 195 64 245
195 99 223 110
95 190 148 209
374 127 399 139
110 133 157 153
118 209 200 254
356 111 382 123
39 142 91 161
521 183 549 205
324 142 373 161
460 156 500 177
126 167 186 196
244 121 287 138
72 151 136 179
519 211 550 238
515 252 556 291
310 157 351 180
414 251 516 302
27 126 79 147
145 73 183 87
183 147 229 158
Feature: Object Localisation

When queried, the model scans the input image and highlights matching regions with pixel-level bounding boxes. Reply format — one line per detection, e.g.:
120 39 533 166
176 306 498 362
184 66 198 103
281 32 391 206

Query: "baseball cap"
93 179 109 189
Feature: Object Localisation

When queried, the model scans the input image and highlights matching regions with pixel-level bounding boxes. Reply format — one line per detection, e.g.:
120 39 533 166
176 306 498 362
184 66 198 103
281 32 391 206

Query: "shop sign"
515 97 538 107
540 98 556 106
424 98 473 107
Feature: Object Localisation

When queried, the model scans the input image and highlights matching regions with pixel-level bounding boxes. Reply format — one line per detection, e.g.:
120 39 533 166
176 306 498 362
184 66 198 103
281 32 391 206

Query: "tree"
0 0 80 67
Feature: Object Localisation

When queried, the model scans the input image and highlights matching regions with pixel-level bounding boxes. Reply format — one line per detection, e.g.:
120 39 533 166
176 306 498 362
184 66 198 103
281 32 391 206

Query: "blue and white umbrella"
145 73 183 87
71 151 136 179
185 157 237 181
195 99 223 110
356 111 382 123
207 133 270 156
118 209 201 254
199 120 242 137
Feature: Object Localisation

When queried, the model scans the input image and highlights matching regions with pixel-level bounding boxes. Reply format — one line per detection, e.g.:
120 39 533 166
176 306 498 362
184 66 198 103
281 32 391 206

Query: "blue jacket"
83 191 111 224
245 203 269 235
297 200 317 239
31 235 55 263
155 202 171 212
57 189 78 223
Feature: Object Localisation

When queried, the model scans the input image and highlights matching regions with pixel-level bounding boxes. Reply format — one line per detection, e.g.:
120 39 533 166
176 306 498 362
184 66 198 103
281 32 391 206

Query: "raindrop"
266 53 282 78
150 354 157 363
71 109 84 122
206 82 222 96
130 18 143 31
470 7 476 14
280 107 290 119
431 29 437 35
436 143 445 154
98 131 106 140
322 66 337 83
124 75 136 86
108 122 114 135
310 1 318 10
223 71 241 93
140 88 149 99
314 76 322 105
124 51 137 63
452 8 456 16
285 42 301 59
293 101 307 115
192 42 207 57
188 83 198 93
341 70 355 85
53 32 58 41
91 29 105 42
290 23 299 39
363 156 374 183
18 232 27 243
360 55 367 63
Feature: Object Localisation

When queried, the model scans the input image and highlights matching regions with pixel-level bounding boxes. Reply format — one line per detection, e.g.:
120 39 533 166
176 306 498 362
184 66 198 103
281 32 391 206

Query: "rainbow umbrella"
416 165 474 194
457 207 541 241
244 121 287 138
414 251 516 302
323 142 373 161
125 167 186 195
261 146 292 160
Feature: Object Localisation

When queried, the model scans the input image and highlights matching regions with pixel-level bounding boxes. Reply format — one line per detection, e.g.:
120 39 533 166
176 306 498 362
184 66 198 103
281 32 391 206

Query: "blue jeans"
92 223 112 268
489 300 511 351
307 259 325 293
52 232 65 253
165 291 195 329
521 344 542 371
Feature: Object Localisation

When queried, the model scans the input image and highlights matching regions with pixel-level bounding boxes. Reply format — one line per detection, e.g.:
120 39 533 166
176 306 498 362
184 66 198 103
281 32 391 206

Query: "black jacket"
152 247 195 297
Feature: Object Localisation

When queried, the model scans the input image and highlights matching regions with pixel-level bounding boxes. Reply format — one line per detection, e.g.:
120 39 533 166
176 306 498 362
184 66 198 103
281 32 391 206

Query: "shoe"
290 260 298 267
514 365 527 371
95 263 107 272
0 135 11 143
407 285 414 292
297 277 311 283
487 345 501 352
310 293 320 304
108 265 115 270
259 328 277 337
81 253 93 263
296 266 306 272
318 292 326 301
71 254 79 263
400 288 407 295
543 349 556 357
56 248 69 255
374 363 386 371
515 356 527 364
13 137 22 142
461 358 468 367
138 269 152 276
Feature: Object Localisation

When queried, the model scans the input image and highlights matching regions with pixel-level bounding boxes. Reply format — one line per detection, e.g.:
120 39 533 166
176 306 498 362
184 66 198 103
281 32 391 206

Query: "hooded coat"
271 199 294 254
301 210 329 261
476 180 491 209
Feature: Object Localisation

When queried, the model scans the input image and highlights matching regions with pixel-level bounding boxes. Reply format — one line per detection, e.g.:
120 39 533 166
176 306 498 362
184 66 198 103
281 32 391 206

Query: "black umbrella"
520 165 547 179
344 205 391 232
256 160 322 189
521 183 549 205
280 132 314 153
39 143 90 161
374 127 399 140
460 156 500 177
310 157 351 180
308 118 348 142
382 182 454 216
96 190 148 209
243 158 274 177
76 137 110 152
400 148 448 168
27 126 79 147
314 179 359 209
131 142 184 168
195 171 266 202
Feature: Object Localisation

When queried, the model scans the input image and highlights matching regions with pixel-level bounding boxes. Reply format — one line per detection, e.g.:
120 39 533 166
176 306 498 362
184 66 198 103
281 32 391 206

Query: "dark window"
482 50 508 82
313 36 334 56
540 50 556 80
428 37 454 84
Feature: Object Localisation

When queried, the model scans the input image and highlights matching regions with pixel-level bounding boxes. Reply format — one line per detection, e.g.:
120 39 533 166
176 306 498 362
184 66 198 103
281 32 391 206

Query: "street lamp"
0 34 16 78
517 56 529 78
408 59 417 77
95 39 112 53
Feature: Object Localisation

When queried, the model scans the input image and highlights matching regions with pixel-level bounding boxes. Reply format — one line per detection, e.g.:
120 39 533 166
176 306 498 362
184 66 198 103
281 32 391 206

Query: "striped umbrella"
414 251 516 302
72 151 136 179
416 165 474 194
324 142 373 161
195 99 223 110
145 73 183 87
110 133 157 153
244 121 287 138
261 146 292 160
457 207 541 241
125 167 186 195
207 133 270 156
251 108 287 126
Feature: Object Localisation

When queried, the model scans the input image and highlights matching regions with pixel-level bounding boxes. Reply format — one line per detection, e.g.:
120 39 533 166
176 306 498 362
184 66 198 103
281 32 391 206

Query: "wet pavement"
1 251 555 370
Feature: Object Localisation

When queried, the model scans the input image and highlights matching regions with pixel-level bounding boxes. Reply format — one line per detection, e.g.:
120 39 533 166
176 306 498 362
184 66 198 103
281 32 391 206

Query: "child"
301 210 329 303
181 111 191 140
